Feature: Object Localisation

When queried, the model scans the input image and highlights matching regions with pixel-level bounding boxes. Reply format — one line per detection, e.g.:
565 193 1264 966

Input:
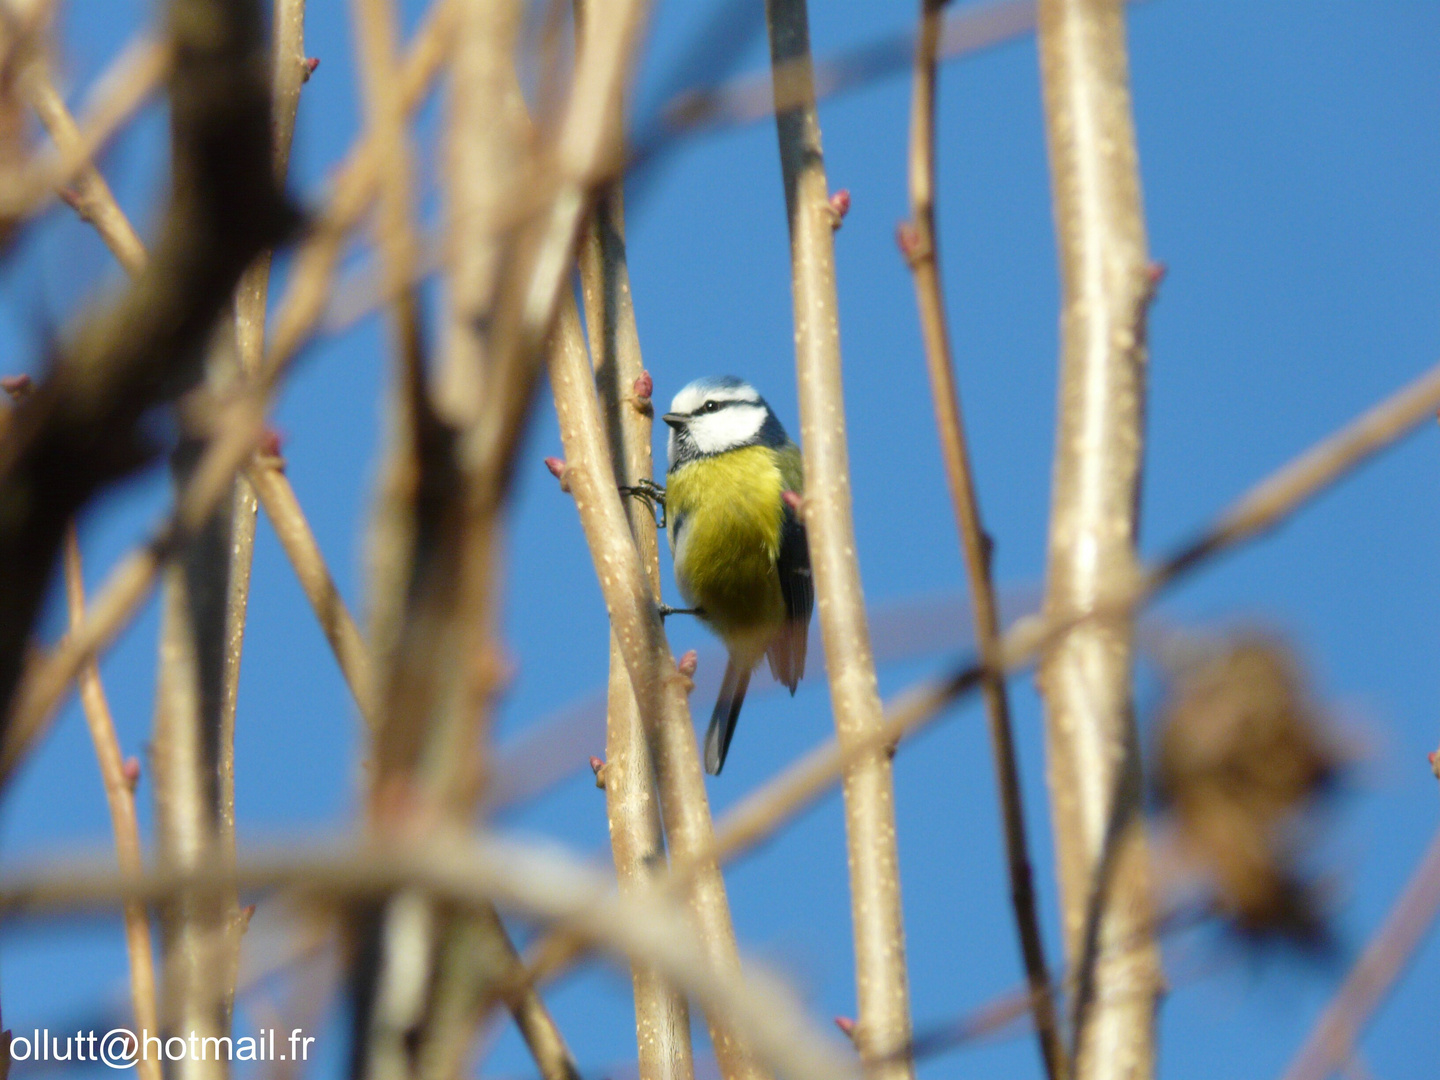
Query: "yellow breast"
667 445 788 654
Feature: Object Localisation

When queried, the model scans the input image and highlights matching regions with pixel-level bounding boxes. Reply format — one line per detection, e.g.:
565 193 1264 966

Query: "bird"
660 376 813 775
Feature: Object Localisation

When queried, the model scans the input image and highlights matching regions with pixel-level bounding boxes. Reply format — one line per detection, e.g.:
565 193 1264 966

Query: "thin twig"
649 0 1149 155
23 65 146 274
764 1 914 1076
549 295 763 1080
246 456 377 729
62 528 162 1080
1278 827 1440 1080
901 2 1063 1077
1034 0 1162 1075
0 33 169 221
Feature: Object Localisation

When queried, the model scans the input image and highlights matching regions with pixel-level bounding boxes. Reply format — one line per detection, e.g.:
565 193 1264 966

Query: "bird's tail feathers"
765 619 809 695
704 660 751 775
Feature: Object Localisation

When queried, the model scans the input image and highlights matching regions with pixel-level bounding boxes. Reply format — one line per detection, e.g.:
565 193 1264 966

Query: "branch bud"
544 456 571 492
676 650 698 678
0 374 32 400
827 189 851 229
896 221 932 266
589 755 607 789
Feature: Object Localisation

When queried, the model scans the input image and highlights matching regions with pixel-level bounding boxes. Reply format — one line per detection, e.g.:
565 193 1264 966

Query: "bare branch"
549 295 763 1080
575 21 695 1070
765 1 913 1076
0 832 861 1080
0 0 295 762
0 32 169 222
247 455 377 729
901 3 1062 1077
62 527 161 1080
24 65 146 274
1034 0 1162 1073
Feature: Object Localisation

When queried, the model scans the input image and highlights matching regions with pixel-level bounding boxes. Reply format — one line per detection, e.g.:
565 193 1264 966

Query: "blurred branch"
655 0 1140 150
1279 827 1440 1080
152 434 245 1080
62 527 161 1080
765 2 914 1078
153 1 310 1056
0 32 168 221
549 295 762 1080
23 64 146 274
264 0 454 380
0 0 294 776
0 832 861 1080
1033 1 1161 1075
575 10 696 1069
31 24 378 749
901 3 1063 1078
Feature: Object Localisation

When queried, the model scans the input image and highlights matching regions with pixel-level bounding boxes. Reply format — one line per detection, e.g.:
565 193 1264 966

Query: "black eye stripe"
691 397 755 415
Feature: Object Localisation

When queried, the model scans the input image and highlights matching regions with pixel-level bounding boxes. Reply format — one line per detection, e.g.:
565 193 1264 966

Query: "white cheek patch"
689 403 767 455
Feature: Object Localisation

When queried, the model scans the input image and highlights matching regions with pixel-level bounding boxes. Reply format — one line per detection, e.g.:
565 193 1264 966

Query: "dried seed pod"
1153 635 1344 944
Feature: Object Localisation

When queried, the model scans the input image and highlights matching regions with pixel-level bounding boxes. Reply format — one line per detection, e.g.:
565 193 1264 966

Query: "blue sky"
2 2 1438 1078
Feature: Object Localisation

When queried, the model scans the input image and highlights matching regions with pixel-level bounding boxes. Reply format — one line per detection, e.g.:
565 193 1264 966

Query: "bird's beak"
662 413 687 430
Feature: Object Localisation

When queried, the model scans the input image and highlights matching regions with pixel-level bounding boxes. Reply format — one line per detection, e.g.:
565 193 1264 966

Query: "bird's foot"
619 478 667 528
659 603 703 620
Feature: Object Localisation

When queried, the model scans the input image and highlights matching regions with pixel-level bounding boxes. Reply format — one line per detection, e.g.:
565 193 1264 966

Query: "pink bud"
633 371 653 401
782 490 804 513
834 1016 857 1039
303 57 320 82
828 189 851 228
0 374 31 400
122 757 141 789
676 650 698 677
258 428 284 458
1147 261 1168 288
895 222 924 262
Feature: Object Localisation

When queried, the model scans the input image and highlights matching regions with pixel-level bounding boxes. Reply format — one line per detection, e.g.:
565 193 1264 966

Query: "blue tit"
662 376 813 775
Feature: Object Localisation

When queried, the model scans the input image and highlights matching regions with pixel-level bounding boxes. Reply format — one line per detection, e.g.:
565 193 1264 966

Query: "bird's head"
663 376 788 468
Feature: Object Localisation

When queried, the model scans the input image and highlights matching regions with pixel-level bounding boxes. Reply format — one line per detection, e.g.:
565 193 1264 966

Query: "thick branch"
1034 1 1161 1073
764 2 914 1076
